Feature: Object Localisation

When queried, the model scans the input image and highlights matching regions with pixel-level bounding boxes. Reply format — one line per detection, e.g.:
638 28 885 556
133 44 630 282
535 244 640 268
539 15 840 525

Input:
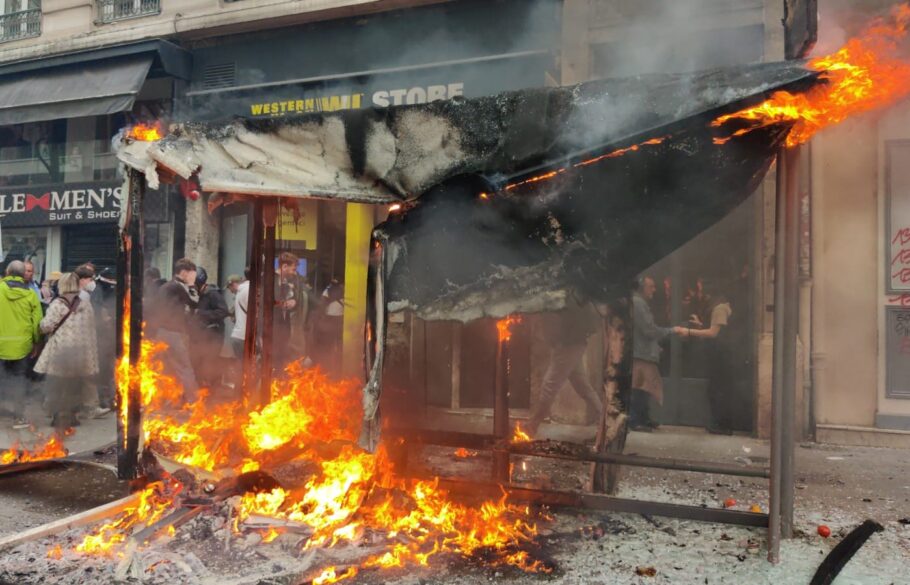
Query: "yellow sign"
277 200 318 250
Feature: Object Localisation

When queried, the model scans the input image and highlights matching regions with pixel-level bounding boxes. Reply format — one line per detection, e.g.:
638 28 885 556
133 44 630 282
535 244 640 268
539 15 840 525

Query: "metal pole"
769 150 787 563
492 331 510 482
259 201 277 406
114 198 128 477
781 147 801 538
120 169 145 480
242 199 264 403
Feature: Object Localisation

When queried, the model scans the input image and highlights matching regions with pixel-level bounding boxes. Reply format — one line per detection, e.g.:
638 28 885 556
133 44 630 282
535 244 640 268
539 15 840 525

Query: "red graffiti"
893 268 910 284
888 294 910 306
893 228 910 246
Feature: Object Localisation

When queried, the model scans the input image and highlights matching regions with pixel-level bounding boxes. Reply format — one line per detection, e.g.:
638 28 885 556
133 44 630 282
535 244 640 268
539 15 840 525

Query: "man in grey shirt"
631 276 687 431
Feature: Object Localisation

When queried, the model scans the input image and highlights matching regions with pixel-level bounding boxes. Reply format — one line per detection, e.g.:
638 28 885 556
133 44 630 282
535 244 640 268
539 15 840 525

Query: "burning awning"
0 55 154 126
117 60 818 201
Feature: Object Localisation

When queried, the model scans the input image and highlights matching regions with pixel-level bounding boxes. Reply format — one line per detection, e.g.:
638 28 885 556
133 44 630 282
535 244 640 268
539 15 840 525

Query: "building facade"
0 0 903 447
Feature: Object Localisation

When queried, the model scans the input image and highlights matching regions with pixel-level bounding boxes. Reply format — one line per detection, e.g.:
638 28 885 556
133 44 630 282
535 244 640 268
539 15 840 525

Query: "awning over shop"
0 54 153 125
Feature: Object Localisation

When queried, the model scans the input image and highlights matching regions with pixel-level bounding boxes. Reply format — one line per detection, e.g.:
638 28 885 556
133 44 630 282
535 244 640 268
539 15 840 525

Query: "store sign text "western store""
0 183 121 227
249 83 465 117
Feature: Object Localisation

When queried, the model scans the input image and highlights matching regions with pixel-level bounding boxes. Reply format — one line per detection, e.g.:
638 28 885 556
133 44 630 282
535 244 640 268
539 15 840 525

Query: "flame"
512 423 532 443
312 566 358 584
496 315 522 343
76 481 179 555
47 544 63 560
128 122 163 142
454 447 476 458
88 289 548 573
505 136 669 191
0 435 67 465
713 3 910 147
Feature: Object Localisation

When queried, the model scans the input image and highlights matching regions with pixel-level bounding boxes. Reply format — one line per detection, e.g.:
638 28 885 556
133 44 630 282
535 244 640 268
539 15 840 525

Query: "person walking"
630 276 688 432
154 258 200 403
0 261 44 429
34 272 102 430
525 291 604 437
190 267 229 389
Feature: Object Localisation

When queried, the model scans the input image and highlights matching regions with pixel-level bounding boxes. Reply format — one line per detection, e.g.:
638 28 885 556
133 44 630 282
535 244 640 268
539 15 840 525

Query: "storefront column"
184 195 220 282
341 203 372 379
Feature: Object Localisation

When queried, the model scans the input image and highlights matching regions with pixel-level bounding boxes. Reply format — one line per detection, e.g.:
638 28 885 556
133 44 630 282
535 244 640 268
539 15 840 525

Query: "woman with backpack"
34 271 100 430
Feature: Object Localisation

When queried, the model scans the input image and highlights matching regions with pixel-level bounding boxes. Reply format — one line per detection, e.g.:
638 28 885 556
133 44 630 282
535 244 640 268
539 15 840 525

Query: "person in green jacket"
0 260 43 429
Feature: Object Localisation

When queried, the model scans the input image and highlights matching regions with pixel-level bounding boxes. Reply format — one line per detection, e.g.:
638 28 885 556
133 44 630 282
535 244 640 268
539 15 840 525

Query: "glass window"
0 225 48 280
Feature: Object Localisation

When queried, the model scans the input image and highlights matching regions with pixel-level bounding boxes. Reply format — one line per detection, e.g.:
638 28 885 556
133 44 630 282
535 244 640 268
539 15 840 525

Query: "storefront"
0 40 190 281
183 0 559 381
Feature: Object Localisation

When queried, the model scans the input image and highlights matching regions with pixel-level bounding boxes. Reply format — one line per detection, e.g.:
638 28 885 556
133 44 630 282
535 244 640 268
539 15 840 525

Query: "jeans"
156 329 199 403
529 342 603 429
0 357 28 419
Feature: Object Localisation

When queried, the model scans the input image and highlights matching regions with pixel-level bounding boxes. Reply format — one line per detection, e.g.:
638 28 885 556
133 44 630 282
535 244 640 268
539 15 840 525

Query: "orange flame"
76 480 179 555
47 544 63 560
512 423 532 443
128 122 163 142
312 566 358 584
713 4 910 147
496 315 523 343
505 136 669 191
84 292 549 572
0 435 67 465
454 447 476 458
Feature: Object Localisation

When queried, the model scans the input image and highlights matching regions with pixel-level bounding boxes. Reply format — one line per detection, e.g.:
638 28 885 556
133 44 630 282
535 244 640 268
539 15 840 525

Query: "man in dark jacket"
154 258 199 402
190 267 229 390
0 260 43 428
526 292 604 437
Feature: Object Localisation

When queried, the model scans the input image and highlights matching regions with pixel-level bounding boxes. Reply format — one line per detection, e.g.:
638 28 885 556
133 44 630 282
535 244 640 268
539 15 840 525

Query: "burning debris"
0 435 68 466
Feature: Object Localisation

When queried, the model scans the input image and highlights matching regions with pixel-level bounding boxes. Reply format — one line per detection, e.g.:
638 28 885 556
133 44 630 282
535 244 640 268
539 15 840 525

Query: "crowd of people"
144 253 345 404
0 260 115 432
0 251 345 432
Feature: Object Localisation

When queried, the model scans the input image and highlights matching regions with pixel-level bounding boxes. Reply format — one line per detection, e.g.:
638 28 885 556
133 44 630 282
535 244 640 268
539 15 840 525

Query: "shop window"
0 226 48 281
0 120 65 187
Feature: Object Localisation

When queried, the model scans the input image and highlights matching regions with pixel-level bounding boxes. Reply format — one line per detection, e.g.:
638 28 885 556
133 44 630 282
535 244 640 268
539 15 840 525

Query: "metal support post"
259 201 277 406
769 150 787 562
118 169 145 480
492 333 510 482
781 147 801 538
242 199 264 402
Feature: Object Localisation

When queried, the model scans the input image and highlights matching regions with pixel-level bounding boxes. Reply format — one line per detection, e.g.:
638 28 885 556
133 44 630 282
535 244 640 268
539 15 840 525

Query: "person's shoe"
91 407 112 419
12 419 30 430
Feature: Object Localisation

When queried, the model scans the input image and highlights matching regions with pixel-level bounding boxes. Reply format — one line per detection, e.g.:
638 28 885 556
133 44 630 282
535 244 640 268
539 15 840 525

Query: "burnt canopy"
119 60 819 319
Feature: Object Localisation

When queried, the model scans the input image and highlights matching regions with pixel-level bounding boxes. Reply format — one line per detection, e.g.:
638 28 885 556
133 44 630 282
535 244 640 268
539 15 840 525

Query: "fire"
91 290 549 574
312 566 358 584
505 136 668 191
77 481 179 555
454 447 476 458
496 315 522 343
713 3 910 146
128 122 163 142
47 544 63 560
512 423 532 443
0 435 67 465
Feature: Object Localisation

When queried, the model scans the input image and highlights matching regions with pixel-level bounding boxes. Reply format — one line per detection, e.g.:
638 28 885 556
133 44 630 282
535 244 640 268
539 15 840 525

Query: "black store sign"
0 181 122 227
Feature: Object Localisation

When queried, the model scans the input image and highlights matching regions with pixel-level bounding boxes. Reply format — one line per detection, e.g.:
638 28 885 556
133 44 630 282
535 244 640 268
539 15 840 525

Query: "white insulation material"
115 112 472 204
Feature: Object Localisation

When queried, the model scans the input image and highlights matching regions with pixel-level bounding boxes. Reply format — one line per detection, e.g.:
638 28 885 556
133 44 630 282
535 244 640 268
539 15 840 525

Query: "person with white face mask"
34 268 106 430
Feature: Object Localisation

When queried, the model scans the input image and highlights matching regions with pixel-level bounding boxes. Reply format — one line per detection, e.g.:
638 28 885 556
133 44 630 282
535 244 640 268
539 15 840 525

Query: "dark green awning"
0 54 152 125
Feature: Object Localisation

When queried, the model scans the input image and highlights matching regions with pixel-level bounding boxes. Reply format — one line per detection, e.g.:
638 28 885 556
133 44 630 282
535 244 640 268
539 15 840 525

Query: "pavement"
0 419 907 583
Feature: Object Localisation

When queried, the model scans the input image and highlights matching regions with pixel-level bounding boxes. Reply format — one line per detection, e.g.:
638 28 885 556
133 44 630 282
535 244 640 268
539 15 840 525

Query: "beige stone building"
0 0 904 447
